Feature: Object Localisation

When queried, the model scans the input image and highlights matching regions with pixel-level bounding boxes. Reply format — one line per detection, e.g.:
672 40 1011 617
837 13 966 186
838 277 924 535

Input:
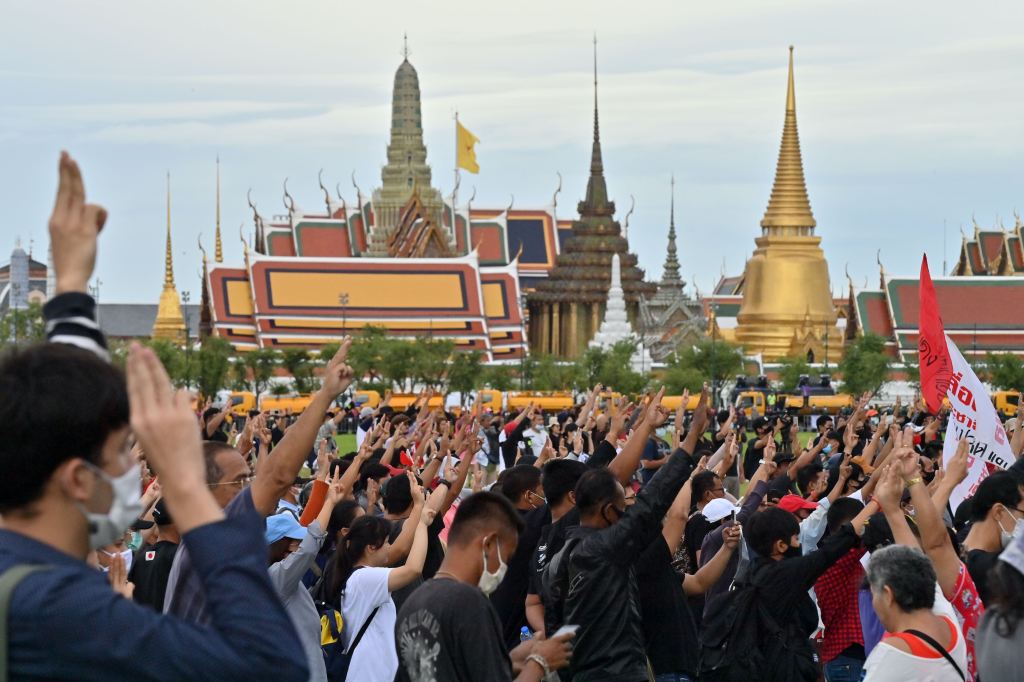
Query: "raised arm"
661 476 693 554
250 339 354 516
387 472 427 564
684 525 741 596
388 506 433 591
608 389 665 485
932 438 968 516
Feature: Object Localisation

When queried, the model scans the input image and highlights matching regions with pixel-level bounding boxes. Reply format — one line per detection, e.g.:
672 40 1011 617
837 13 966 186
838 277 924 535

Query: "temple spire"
164 172 175 287
760 46 816 232
661 175 683 288
579 34 612 217
215 157 223 262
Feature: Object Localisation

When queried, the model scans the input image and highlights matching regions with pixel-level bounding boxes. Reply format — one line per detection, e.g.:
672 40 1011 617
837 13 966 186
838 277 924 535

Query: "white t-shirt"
863 588 967 682
341 566 398 682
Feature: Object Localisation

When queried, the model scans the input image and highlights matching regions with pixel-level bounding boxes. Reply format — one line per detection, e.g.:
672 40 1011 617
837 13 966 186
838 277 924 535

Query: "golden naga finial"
214 157 223 263
197 233 207 262
505 194 515 214
876 249 887 286
623 195 636 240
282 178 295 213
318 169 332 216
164 172 175 288
552 171 563 210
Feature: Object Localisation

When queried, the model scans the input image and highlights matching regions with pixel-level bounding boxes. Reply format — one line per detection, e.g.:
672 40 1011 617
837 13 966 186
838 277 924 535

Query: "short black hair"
383 472 413 514
796 464 823 497
825 497 864 534
0 344 129 512
746 507 800 558
541 459 588 506
969 471 1023 522
691 470 721 503
357 461 390 490
574 468 620 516
499 465 542 504
447 491 524 547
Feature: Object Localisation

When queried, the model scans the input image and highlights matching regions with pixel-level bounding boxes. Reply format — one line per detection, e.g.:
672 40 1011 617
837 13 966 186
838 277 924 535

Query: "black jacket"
544 447 694 682
500 418 529 469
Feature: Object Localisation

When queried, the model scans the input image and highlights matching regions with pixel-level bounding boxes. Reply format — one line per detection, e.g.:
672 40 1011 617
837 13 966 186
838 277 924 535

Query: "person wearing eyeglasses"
491 465 552 649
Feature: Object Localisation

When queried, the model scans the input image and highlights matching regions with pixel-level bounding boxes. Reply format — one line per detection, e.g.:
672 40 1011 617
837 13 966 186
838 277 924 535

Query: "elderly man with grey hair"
862 545 967 682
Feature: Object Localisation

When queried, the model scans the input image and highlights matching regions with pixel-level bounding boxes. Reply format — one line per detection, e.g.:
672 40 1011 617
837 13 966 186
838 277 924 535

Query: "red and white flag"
918 255 1013 509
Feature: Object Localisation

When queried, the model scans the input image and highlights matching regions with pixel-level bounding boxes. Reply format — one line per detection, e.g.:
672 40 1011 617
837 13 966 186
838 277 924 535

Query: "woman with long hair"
333 475 432 682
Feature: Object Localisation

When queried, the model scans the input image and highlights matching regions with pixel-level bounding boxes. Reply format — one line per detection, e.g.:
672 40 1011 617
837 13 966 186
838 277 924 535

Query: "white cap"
703 498 740 524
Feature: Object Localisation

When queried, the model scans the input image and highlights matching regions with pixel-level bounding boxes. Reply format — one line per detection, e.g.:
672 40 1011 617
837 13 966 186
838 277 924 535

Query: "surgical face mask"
478 538 508 595
101 548 133 569
822 444 833 455
998 506 1019 549
78 462 143 550
126 531 143 552
783 543 802 560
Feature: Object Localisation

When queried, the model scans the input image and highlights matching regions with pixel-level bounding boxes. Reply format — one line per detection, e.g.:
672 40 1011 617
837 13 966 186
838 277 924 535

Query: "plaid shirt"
815 546 867 663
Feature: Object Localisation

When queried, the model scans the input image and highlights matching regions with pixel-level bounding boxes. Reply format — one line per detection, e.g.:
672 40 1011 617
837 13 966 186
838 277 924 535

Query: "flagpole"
453 110 460 249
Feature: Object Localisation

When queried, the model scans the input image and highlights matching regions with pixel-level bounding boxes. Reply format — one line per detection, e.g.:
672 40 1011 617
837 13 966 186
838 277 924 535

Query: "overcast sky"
2 1 1022 303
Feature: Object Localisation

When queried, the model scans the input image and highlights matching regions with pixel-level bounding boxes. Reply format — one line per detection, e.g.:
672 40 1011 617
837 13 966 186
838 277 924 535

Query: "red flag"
918 254 952 414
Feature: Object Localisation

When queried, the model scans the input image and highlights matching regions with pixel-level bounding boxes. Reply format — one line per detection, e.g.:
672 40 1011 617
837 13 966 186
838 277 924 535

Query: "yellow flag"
456 120 480 174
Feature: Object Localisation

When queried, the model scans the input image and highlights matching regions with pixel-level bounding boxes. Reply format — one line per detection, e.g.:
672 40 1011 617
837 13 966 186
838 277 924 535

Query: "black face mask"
783 544 802 559
922 469 936 484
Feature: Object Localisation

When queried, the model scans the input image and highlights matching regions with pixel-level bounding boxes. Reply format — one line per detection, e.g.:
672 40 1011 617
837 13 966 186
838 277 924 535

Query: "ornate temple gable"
952 217 1024 277
388 190 453 258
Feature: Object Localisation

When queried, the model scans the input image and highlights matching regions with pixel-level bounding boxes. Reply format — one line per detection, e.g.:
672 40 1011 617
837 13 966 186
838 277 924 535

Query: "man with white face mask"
395 491 575 682
963 470 1024 604
0 152 308 681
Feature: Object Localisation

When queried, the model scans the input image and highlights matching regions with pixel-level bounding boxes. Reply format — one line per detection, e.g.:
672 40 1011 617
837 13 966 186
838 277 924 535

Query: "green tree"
269 382 291 397
530 354 579 391
447 351 484 402
985 352 1024 391
902 359 920 389
665 338 743 390
0 302 45 348
573 341 647 394
196 336 233 399
144 339 185 386
380 339 417 391
347 326 390 382
410 337 456 390
839 334 890 395
280 349 315 393
775 356 812 392
240 348 278 400
482 364 516 391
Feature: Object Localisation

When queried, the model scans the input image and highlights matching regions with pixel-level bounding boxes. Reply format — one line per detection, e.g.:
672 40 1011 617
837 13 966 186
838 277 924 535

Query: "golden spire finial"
760 46 816 232
164 172 175 287
215 157 223 262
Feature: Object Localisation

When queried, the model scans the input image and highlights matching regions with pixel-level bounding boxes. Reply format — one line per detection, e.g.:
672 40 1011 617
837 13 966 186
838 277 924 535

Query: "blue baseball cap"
265 512 307 545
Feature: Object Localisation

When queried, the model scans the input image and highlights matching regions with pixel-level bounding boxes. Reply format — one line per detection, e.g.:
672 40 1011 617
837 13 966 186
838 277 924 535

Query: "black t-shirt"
396 577 514 682
636 535 699 676
743 439 765 479
489 505 550 648
388 513 446 611
531 508 581 637
128 540 179 611
683 512 712 572
966 548 1000 605
588 439 617 469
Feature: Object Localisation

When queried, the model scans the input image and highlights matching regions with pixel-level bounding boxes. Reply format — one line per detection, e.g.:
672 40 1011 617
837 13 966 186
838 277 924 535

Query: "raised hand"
326 469 347 505
723 524 742 550
945 438 970 485
315 440 331 481
107 552 135 600
49 152 108 295
873 463 905 512
689 384 711 437
321 338 354 397
644 387 669 428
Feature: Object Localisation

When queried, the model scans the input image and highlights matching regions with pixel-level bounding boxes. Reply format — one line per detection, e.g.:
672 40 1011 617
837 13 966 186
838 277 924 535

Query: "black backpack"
313 566 380 682
699 564 818 682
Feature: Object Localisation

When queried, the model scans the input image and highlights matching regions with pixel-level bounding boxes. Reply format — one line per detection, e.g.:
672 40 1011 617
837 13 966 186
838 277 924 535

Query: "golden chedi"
735 47 839 363
152 173 187 343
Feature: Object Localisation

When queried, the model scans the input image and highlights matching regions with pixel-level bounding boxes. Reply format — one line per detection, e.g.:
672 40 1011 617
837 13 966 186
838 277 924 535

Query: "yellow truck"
991 390 1020 418
227 391 256 417
660 394 702 413
261 394 315 415
506 391 575 413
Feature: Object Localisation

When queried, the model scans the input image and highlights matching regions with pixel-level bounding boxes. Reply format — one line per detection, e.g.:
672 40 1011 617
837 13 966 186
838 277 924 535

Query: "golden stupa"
735 47 840 363
151 173 187 343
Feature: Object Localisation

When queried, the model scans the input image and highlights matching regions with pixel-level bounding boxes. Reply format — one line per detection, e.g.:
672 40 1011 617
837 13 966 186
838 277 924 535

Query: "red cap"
778 494 818 514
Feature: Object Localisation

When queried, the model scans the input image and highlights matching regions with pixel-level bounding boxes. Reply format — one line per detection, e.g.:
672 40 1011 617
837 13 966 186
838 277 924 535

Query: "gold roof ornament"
152 172 186 342
215 157 223 263
760 46 816 233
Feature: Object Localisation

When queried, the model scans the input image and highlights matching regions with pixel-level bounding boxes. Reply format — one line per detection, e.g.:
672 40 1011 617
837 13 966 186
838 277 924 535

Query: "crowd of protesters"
4 152 1024 681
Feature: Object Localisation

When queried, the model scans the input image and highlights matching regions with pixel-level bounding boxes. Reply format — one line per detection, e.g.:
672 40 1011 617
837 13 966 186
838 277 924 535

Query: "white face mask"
998 506 1019 550
478 538 508 596
101 548 134 572
78 462 143 550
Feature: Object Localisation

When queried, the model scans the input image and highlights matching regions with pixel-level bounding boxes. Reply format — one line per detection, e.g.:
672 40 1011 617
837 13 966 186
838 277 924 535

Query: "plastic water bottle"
520 626 532 642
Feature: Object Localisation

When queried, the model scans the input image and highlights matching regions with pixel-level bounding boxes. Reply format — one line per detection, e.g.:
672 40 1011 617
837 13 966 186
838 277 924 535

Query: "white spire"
590 254 653 372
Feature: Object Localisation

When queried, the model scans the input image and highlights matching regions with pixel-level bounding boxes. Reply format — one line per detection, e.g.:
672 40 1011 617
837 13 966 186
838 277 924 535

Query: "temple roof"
953 217 1024 277
851 273 1024 359
659 176 684 290
529 39 654 304
760 47 816 232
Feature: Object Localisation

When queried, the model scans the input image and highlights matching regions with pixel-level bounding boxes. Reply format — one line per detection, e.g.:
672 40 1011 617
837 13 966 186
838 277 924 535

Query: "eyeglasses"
209 475 254 489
